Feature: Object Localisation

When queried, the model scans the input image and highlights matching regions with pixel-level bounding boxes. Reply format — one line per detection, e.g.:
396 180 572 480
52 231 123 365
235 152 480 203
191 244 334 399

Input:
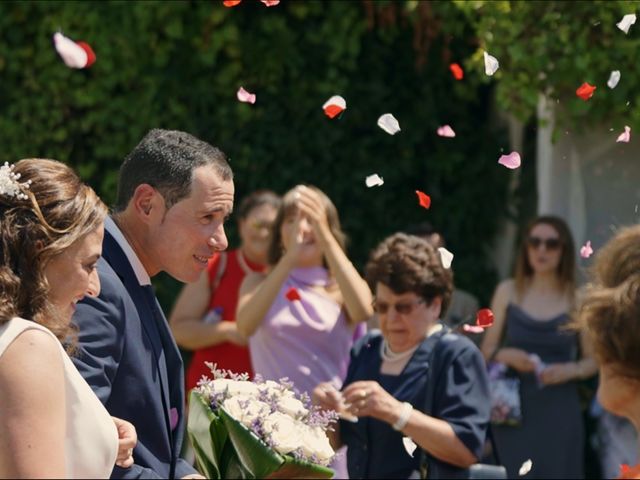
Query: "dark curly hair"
365 233 453 313
0 159 107 344
577 225 640 379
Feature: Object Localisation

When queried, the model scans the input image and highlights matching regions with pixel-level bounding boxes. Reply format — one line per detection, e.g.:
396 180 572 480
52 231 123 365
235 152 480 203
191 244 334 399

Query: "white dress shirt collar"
104 216 152 286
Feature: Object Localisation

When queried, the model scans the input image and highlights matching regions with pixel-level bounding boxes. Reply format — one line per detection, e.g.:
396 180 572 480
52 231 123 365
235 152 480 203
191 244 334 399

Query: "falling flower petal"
322 95 346 119
617 14 637 34
285 287 301 302
260 0 280 5
483 51 500 76
438 247 454 269
620 464 640 479
498 151 521 169
617 125 631 143
519 459 533 476
580 241 594 258
365 174 384 187
607 71 621 89
377 113 401 135
53 32 95 69
449 63 464 80
576 82 596 101
402 437 417 457
436 125 456 138
237 86 256 104
476 309 494 328
415 190 431 209
223 0 242 6
463 324 485 334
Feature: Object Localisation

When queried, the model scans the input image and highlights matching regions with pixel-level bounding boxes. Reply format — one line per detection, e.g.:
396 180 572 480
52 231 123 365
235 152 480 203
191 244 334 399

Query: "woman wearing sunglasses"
313 233 490 479
481 215 596 478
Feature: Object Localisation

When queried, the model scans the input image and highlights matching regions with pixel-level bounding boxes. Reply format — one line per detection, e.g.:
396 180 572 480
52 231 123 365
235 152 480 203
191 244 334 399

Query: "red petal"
285 287 301 302
449 63 464 80
618 463 640 479
415 190 431 209
576 82 596 101
223 0 242 6
76 41 96 68
323 104 344 119
476 308 494 328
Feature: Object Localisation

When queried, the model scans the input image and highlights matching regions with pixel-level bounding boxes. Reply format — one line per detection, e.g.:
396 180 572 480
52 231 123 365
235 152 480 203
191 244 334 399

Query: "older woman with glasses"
313 233 490 479
481 215 597 478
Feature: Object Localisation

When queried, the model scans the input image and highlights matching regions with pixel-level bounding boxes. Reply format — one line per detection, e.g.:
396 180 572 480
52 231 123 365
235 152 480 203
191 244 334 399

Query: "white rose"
262 412 302 455
222 396 271 428
277 396 308 418
258 380 295 399
299 425 334 463
212 379 260 398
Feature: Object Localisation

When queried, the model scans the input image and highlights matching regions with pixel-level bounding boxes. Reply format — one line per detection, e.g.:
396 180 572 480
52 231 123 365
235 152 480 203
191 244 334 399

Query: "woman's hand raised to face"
293 186 333 247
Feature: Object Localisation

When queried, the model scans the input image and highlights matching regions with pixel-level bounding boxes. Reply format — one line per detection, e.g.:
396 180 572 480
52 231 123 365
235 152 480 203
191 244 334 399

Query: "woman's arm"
296 187 373 324
342 380 476 467
169 268 245 349
539 328 598 385
481 280 536 373
0 329 66 477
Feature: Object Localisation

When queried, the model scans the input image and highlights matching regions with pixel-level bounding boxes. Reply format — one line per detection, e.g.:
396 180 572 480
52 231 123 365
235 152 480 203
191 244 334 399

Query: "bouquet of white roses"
187 363 337 479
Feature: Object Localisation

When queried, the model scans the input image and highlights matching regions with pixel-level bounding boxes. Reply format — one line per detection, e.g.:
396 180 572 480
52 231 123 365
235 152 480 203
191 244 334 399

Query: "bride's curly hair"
0 159 107 343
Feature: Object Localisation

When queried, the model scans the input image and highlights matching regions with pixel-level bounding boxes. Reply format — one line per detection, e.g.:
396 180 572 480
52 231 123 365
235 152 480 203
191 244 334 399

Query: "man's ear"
130 184 163 222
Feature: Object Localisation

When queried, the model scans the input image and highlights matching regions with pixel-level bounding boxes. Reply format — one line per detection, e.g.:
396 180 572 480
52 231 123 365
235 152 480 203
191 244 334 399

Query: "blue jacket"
73 229 196 479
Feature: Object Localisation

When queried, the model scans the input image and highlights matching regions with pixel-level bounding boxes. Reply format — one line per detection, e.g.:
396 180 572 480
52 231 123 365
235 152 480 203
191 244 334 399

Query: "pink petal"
237 86 256 104
53 32 88 69
322 95 346 119
436 125 456 138
462 324 485 334
580 241 593 258
498 151 521 169
260 0 280 5
616 126 631 143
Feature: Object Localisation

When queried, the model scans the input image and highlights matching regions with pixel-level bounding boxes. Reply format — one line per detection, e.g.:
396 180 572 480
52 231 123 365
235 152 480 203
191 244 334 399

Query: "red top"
186 249 265 390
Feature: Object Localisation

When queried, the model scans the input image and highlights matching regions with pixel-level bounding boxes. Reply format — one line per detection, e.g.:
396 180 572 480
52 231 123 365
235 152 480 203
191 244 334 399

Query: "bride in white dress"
0 159 137 478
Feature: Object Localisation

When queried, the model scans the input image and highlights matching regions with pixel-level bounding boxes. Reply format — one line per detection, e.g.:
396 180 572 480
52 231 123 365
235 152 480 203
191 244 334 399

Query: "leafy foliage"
0 0 511 308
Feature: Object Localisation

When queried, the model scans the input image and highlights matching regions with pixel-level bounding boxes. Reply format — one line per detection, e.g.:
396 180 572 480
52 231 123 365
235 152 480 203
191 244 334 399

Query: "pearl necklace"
380 323 444 362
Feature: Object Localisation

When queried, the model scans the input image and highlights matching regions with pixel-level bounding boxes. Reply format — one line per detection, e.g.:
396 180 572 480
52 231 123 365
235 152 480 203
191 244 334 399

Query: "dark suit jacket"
73 229 196 479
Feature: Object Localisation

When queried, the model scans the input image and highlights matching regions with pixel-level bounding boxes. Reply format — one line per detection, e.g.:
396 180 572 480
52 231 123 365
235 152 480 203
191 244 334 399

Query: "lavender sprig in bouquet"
187 363 337 479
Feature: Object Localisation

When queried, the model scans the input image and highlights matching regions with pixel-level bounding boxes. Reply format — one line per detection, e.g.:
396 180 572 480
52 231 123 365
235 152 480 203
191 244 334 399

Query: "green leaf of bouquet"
219 408 334 479
188 391 229 479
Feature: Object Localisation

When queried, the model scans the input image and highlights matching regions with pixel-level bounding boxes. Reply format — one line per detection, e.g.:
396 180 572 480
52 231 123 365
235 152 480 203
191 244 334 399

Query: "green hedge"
0 0 512 310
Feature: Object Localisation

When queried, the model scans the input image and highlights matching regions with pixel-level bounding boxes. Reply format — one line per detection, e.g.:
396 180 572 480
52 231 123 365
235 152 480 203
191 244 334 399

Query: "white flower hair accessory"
0 162 32 200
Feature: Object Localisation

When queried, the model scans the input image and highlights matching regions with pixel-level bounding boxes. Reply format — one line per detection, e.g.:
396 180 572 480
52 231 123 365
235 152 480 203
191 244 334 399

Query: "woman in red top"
170 190 280 390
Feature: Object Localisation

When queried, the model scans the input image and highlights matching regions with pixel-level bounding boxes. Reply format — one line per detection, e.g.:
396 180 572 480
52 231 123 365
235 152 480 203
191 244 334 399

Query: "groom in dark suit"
73 129 234 479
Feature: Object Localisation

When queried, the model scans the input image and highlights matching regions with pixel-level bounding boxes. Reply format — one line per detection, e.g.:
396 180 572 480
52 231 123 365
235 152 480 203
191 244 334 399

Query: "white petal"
53 32 88 69
237 87 256 104
519 459 533 476
365 174 384 187
616 126 631 143
617 14 637 34
438 247 454 269
402 437 417 457
377 113 401 135
483 51 500 76
436 125 456 138
607 70 621 89
322 95 346 111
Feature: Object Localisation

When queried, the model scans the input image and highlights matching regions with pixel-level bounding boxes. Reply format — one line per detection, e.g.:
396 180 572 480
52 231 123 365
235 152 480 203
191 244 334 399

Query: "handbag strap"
418 328 502 478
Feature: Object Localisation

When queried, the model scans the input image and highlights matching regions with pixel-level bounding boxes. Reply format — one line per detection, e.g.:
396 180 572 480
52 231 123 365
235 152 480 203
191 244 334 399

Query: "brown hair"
514 215 576 300
0 159 107 343
267 185 346 267
237 189 281 221
365 233 453 314
577 225 640 379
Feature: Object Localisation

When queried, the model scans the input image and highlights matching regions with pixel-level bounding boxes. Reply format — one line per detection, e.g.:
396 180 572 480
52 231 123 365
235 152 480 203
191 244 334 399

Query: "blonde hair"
577 225 640 379
0 159 107 343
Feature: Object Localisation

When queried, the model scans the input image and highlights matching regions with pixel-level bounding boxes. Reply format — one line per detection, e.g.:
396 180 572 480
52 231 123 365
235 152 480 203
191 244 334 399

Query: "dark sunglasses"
372 298 425 315
527 236 561 251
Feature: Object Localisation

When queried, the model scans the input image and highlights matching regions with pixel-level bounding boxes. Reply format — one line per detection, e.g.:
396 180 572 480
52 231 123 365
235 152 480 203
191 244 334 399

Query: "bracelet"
392 402 413 431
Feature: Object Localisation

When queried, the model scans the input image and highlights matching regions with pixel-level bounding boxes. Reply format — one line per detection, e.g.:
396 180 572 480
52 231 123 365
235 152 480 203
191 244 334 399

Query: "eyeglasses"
372 298 425 315
527 236 562 251
248 220 273 232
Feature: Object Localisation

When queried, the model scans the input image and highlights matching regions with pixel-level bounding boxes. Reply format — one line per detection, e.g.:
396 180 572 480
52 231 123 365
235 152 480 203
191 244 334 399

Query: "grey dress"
493 304 584 479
